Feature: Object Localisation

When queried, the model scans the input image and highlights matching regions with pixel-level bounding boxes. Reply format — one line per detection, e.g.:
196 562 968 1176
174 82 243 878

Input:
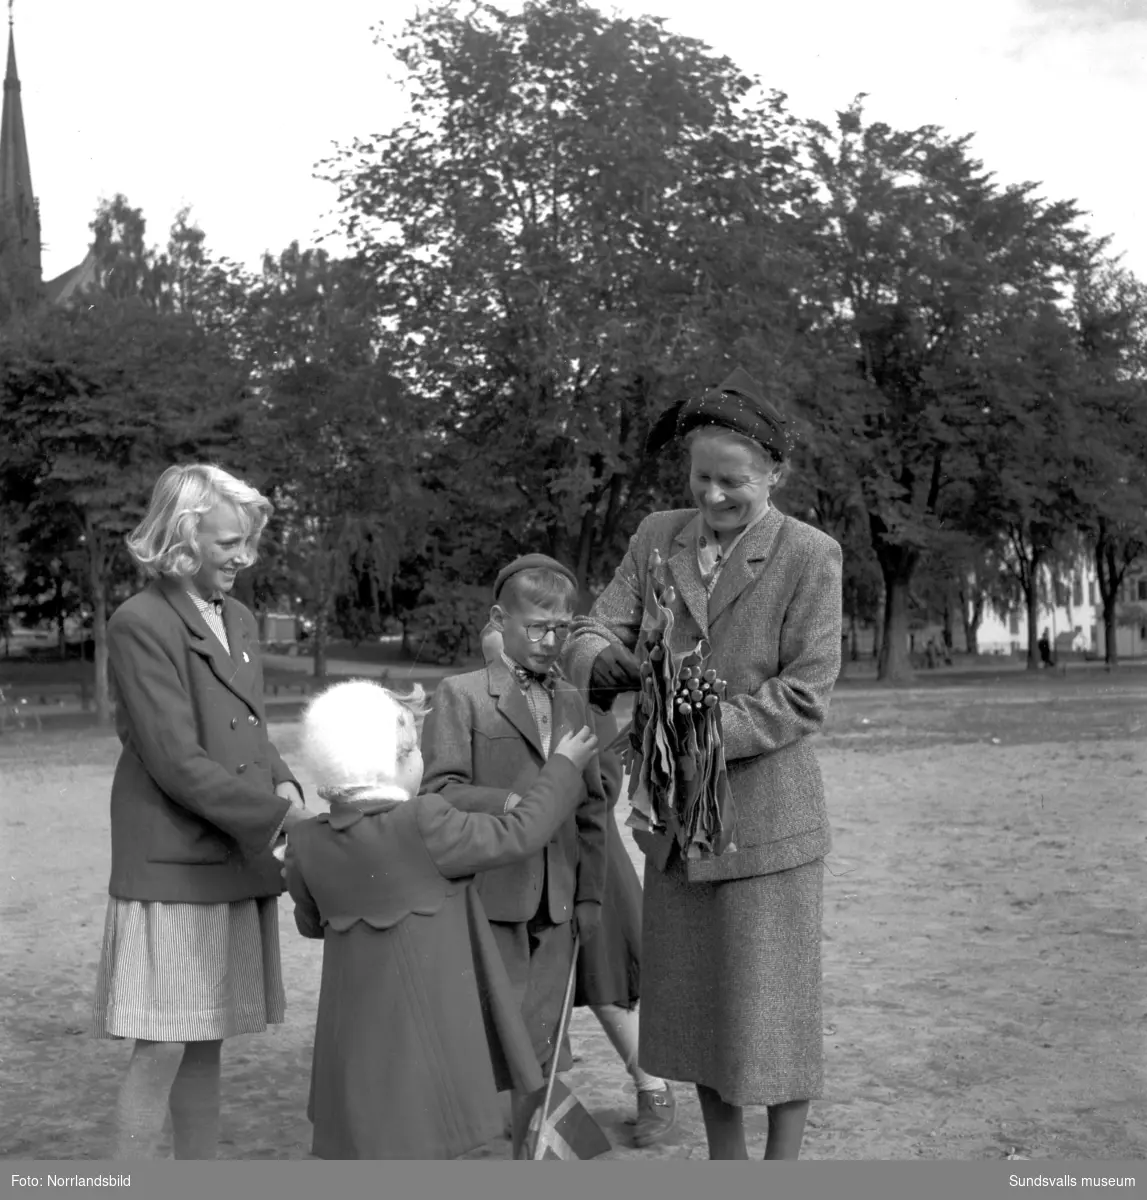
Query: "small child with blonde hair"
284 678 598 1160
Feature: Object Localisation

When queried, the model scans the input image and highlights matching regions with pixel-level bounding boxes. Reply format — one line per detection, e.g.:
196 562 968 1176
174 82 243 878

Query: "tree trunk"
969 593 983 656
313 592 330 680
85 521 112 725
1103 597 1118 668
876 552 916 685
574 507 597 616
1101 540 1120 668
1025 575 1041 670
312 543 331 679
313 614 328 678
56 574 67 658
1019 549 1043 670
959 583 981 656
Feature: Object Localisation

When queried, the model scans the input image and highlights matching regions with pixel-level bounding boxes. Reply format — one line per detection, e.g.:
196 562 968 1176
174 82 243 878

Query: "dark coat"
574 706 643 1009
105 577 297 904
419 662 608 924
565 506 842 883
284 756 585 1160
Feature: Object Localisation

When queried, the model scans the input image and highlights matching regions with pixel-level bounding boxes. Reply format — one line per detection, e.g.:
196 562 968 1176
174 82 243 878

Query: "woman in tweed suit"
564 368 842 1160
92 464 313 1159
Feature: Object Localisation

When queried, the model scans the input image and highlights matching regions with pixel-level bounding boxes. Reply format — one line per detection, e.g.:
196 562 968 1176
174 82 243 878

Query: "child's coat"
285 761 583 1160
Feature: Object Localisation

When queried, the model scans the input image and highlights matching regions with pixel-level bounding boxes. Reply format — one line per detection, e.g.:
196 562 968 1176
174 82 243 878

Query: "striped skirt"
92 896 286 1042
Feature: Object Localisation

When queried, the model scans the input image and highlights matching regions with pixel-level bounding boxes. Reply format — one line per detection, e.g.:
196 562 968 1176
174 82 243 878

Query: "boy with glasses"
422 554 608 1155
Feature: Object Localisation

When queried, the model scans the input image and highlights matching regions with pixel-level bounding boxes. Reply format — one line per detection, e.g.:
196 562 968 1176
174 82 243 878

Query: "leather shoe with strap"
633 1083 676 1148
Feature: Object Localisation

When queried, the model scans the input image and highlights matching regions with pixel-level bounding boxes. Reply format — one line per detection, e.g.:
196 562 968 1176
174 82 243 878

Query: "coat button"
237 763 247 774
248 715 258 726
230 718 238 729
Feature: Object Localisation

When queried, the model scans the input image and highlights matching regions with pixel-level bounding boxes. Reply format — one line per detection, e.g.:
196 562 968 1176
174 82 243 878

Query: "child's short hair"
498 568 578 613
302 680 429 790
126 463 271 580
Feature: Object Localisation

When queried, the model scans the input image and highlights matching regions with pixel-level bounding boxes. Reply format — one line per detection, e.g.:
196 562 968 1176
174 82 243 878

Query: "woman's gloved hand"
588 643 641 711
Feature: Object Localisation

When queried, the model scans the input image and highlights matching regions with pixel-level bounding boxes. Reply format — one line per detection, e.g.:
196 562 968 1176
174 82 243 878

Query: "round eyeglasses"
524 622 571 643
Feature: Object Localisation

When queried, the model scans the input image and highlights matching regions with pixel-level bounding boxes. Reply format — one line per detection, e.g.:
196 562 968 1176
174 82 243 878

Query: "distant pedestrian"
1038 628 1053 668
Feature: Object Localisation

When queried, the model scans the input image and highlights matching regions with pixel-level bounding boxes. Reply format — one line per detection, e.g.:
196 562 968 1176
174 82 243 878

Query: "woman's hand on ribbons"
589 644 642 710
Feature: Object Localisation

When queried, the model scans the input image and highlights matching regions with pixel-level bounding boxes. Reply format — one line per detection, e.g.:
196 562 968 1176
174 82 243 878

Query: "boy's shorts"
489 912 575 1075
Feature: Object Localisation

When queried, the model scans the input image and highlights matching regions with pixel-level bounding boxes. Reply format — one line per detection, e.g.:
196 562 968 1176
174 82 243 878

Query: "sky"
9 0 1147 283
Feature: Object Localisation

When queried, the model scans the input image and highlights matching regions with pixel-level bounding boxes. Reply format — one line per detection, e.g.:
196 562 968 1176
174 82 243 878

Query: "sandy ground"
1 675 1144 1161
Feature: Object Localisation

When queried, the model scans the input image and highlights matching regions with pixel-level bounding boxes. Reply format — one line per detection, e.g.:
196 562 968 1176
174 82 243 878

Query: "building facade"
974 561 1147 660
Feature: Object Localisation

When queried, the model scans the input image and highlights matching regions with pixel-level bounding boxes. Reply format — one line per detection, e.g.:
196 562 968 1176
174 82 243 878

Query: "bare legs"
113 1039 223 1160
696 1084 809 1160
589 1004 665 1092
696 1084 748 1159
763 1099 809 1160
169 1040 223 1159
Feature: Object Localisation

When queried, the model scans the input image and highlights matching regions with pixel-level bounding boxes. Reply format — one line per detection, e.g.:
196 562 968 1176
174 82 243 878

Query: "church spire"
0 1 44 308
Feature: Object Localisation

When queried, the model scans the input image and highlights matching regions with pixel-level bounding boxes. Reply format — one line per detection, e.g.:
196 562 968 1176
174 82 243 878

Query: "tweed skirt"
92 896 286 1042
638 856 824 1107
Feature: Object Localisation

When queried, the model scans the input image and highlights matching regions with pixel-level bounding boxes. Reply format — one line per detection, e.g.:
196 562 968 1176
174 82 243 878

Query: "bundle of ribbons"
622 549 736 860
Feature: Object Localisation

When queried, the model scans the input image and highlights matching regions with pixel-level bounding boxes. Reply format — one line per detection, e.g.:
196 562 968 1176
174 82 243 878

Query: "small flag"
519 1078 611 1161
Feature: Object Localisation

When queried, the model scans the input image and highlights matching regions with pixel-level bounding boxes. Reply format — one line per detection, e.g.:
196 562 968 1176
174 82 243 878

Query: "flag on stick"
518 933 611 1161
523 1077 611 1160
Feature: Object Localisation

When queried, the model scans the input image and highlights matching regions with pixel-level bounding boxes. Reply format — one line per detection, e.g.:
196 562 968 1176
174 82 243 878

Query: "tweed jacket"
565 506 842 884
420 662 608 925
105 577 298 904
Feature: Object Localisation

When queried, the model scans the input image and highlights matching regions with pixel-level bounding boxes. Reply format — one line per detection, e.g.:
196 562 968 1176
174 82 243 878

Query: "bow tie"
508 661 557 691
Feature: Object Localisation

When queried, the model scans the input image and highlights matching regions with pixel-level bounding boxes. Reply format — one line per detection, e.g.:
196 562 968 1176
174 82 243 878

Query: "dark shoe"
633 1084 676 1147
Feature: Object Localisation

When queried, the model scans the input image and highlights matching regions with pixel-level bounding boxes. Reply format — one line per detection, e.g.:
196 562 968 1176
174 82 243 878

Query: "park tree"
327 0 812 608
88 196 254 337
158 208 256 351
1069 261 1147 665
797 100 1092 682
0 293 249 723
88 194 167 304
8 510 86 657
242 244 423 678
948 537 1017 657
964 300 1090 669
784 438 881 663
0 499 20 651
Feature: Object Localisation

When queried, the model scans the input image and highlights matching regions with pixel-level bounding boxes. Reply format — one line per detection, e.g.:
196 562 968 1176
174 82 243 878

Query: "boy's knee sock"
169 1040 222 1160
114 1041 185 1159
591 1004 666 1092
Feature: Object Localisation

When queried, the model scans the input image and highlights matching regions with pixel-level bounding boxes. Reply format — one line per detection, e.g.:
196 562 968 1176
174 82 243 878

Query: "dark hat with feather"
645 366 792 461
